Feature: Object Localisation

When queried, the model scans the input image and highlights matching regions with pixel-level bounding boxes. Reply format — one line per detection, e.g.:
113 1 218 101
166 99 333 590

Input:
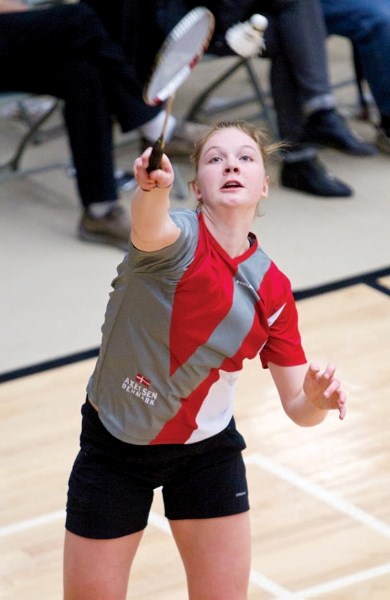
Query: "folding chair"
0 94 63 177
184 53 278 138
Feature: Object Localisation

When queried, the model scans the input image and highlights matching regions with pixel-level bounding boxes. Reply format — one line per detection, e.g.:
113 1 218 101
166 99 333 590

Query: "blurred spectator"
320 0 390 154
0 1 176 249
186 0 378 197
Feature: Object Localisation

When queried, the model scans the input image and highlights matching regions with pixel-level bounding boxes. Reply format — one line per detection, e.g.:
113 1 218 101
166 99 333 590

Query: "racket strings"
144 8 215 105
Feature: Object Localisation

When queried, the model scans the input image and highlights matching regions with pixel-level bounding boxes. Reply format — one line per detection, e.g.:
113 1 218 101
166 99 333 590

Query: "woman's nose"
224 162 239 173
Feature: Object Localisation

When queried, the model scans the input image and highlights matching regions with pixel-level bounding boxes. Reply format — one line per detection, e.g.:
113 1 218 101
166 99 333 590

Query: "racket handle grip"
146 137 165 174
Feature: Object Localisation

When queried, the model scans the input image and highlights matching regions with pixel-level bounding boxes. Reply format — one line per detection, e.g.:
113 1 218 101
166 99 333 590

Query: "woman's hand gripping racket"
143 7 215 173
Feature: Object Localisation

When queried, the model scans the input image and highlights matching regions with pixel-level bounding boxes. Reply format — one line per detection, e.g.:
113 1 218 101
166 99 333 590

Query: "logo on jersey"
136 373 151 386
121 373 157 406
236 279 254 290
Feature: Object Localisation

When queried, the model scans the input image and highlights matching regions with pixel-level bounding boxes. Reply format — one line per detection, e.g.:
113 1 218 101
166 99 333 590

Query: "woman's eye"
240 155 254 161
209 156 222 163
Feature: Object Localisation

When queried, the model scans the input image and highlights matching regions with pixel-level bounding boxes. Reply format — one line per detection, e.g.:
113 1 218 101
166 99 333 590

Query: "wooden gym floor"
1 273 390 599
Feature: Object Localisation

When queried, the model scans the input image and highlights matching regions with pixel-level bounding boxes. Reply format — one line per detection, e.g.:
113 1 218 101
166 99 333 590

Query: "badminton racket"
143 7 215 173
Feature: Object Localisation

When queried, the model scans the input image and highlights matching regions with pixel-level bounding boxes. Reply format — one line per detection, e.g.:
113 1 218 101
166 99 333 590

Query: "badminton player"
63 121 347 600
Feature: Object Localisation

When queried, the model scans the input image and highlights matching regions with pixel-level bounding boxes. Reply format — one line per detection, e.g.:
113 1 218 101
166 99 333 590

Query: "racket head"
144 7 215 106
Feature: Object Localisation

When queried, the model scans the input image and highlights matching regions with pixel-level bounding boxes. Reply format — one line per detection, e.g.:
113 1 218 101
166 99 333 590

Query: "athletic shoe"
79 204 130 250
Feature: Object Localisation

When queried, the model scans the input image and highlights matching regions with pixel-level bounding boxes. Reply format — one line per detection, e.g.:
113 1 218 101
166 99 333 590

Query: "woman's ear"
191 180 202 200
261 175 269 199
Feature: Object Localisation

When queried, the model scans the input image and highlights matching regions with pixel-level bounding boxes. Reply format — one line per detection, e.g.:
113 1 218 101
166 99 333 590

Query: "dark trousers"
0 4 159 207
264 0 334 142
321 0 390 117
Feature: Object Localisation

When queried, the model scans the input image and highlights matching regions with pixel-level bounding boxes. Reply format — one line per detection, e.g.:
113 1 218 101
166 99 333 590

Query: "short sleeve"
259 264 306 368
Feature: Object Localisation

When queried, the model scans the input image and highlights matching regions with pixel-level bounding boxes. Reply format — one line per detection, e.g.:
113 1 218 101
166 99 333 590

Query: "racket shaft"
147 136 165 173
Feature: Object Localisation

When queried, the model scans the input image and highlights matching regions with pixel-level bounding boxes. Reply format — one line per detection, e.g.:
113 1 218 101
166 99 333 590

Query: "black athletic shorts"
65 399 249 539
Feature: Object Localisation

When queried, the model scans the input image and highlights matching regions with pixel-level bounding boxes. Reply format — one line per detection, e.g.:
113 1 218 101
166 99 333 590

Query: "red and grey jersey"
87 210 306 445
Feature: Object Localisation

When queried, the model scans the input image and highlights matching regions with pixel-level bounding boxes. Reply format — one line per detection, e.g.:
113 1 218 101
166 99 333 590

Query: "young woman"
63 121 347 600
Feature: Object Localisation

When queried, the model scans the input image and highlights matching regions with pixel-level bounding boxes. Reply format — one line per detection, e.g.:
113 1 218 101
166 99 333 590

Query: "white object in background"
225 14 268 58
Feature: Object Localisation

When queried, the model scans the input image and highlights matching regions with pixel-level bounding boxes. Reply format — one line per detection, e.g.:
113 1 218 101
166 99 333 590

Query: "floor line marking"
0 510 65 538
245 453 390 539
297 562 390 597
249 569 303 598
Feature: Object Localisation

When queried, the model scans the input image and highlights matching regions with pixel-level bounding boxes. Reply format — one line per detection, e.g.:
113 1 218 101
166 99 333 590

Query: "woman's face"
193 127 269 212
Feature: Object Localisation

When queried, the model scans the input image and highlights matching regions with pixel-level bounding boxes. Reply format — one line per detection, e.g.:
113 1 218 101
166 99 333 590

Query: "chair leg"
243 60 278 138
186 57 249 122
352 42 371 121
0 98 61 173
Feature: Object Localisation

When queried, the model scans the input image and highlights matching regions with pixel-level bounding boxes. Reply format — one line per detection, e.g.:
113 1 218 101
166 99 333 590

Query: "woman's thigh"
63 529 144 600
169 512 251 600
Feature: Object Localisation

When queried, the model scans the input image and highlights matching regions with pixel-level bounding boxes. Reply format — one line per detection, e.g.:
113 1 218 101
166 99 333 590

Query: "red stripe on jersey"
169 215 236 375
150 369 220 444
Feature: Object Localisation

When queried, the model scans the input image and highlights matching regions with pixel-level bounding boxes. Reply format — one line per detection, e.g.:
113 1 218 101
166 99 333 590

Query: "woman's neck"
201 209 254 258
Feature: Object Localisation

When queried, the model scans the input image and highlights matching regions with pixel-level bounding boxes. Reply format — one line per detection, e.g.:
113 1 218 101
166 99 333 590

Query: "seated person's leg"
320 0 390 154
269 50 353 198
268 0 377 156
0 3 172 249
264 6 351 198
